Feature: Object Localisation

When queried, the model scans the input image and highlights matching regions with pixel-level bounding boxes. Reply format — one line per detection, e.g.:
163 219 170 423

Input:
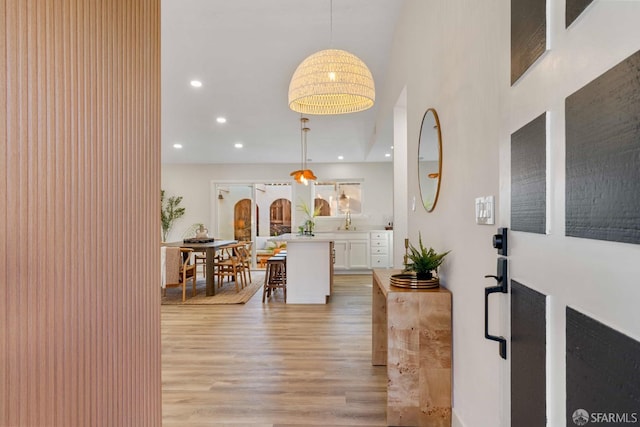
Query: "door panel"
511 281 546 427
566 307 640 425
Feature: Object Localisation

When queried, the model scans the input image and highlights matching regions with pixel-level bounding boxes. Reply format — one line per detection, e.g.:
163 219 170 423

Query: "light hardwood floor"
162 273 388 426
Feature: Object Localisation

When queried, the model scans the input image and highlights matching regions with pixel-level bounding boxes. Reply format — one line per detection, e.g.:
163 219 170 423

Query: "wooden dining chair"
236 241 253 284
215 243 246 292
163 247 197 302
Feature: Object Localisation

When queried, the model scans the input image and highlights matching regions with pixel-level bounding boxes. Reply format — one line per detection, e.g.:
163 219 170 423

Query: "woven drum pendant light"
288 49 375 115
288 1 375 115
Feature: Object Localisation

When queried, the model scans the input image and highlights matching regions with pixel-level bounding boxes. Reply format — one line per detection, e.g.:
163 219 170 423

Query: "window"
313 181 363 216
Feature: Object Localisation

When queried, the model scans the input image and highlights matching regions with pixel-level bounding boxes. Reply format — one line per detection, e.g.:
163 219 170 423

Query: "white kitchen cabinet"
369 230 393 268
319 232 371 271
348 240 370 269
332 240 349 270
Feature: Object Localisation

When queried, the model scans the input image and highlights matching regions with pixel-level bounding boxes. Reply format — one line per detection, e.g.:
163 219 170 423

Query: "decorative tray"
390 273 440 289
183 237 215 243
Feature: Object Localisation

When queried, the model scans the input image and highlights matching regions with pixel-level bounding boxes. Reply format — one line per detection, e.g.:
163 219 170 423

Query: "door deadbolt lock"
492 227 508 256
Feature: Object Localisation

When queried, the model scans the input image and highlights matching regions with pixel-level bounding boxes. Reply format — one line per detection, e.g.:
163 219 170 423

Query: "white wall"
381 1 640 427
161 162 393 242
383 1 507 424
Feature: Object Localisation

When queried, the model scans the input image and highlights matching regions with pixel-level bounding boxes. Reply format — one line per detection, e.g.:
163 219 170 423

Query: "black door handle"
484 258 508 359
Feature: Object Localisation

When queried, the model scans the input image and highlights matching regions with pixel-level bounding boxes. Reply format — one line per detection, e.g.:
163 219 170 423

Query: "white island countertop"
269 233 336 243
270 231 377 243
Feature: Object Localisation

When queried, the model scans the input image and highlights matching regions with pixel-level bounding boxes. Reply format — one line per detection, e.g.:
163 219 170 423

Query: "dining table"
164 239 237 296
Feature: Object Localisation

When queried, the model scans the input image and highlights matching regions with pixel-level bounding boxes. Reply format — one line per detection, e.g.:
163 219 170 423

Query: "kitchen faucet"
344 210 352 230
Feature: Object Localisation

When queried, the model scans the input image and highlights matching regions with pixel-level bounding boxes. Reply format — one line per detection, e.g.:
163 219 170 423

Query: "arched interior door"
234 199 255 241
270 198 291 235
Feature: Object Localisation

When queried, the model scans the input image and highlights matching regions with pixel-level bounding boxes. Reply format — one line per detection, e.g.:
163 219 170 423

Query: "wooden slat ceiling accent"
0 1 161 425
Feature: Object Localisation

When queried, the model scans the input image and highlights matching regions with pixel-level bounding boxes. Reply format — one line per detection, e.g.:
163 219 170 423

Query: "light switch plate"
475 196 495 225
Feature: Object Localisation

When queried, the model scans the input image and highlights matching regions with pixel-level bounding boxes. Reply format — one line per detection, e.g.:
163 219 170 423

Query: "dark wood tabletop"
164 240 237 296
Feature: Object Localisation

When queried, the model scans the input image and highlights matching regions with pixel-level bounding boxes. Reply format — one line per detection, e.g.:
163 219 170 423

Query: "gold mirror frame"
418 108 443 212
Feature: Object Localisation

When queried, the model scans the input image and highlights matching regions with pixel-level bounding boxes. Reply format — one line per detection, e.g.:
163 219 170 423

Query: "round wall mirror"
418 108 442 212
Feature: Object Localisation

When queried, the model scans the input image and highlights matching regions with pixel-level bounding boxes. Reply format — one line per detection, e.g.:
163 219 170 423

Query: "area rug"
161 271 265 305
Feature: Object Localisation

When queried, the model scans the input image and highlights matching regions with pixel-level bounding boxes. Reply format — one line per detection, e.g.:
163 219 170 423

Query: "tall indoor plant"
161 190 186 242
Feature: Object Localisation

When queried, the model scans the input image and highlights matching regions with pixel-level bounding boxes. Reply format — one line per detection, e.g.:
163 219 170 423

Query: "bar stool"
262 255 287 303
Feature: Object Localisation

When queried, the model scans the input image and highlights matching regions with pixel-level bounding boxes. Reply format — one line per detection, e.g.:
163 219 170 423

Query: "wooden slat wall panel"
1 1 161 426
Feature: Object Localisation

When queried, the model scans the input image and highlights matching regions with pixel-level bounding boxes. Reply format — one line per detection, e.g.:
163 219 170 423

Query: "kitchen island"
270 234 334 304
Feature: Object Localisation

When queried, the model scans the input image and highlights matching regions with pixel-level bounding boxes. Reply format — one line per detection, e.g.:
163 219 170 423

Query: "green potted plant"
296 199 321 235
404 233 450 280
161 190 186 242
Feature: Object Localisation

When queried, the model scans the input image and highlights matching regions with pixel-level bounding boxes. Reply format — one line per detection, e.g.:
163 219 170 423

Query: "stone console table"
372 269 452 426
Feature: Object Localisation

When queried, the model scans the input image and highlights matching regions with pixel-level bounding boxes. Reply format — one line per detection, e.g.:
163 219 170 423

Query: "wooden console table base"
372 269 452 427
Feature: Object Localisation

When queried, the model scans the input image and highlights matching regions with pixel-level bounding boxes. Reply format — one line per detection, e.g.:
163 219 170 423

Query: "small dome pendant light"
290 117 317 185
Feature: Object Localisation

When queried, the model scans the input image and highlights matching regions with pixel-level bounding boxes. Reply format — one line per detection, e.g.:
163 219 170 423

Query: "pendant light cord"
300 115 305 170
303 121 308 170
329 0 333 48
300 115 309 171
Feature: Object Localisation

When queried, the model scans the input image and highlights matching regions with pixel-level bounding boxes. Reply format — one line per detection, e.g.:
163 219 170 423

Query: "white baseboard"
333 269 372 275
452 410 465 427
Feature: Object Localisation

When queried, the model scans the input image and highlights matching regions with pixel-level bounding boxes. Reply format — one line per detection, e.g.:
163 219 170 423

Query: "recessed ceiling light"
234 143 243 148
338 155 344 160
173 143 183 149
390 145 394 150
216 117 227 124
190 80 202 88
385 153 391 157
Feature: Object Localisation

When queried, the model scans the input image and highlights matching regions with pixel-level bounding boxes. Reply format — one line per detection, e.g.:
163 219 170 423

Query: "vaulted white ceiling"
161 0 404 164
